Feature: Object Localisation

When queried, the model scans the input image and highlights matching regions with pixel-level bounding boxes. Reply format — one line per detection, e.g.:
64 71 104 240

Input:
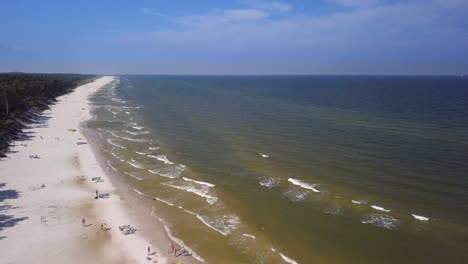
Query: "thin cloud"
142 8 162 16
328 0 382 8
140 0 468 64
260 1 292 13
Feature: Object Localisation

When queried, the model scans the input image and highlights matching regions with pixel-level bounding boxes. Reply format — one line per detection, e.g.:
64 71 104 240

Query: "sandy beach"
0 77 200 264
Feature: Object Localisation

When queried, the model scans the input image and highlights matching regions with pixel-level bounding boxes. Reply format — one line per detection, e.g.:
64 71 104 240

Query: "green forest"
0 73 96 155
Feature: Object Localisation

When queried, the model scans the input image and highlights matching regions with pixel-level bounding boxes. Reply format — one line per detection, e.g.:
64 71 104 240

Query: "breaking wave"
147 154 174 165
258 177 281 189
182 177 215 187
279 253 299 264
153 196 175 206
195 214 240 236
148 164 186 178
150 208 206 263
161 182 218 205
107 139 126 149
288 178 320 193
412 214 429 221
127 159 145 169
370 205 391 212
361 214 400 230
124 172 144 181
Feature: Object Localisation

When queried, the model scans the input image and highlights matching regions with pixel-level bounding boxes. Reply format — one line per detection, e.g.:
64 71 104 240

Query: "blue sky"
1 0 467 74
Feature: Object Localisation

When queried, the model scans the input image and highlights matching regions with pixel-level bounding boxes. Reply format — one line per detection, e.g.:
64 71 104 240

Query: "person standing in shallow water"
148 246 150 255
82 217 85 226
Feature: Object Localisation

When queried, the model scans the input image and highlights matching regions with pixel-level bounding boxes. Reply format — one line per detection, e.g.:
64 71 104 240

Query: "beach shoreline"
0 76 200 264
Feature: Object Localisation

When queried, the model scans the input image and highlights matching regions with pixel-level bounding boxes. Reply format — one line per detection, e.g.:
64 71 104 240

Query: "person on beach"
148 246 151 255
82 217 85 226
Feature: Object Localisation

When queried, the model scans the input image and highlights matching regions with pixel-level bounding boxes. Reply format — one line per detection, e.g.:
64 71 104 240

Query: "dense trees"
0 73 96 155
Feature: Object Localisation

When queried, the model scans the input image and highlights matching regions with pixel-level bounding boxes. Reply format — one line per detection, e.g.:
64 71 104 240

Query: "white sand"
0 77 172 263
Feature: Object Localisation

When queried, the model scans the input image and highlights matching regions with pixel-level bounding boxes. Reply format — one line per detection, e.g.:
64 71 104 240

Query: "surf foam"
124 172 143 181
148 164 186 179
161 182 218 204
148 155 174 165
361 214 400 230
259 177 281 189
288 178 320 193
150 208 206 263
195 214 240 236
279 253 299 264
412 214 429 221
351 200 367 204
183 177 215 187
243 233 256 239
107 139 126 149
127 159 145 169
370 205 391 212
153 196 175 206
284 189 308 202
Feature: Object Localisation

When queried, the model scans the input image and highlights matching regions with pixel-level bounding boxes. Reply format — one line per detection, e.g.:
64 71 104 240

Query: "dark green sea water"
89 76 468 263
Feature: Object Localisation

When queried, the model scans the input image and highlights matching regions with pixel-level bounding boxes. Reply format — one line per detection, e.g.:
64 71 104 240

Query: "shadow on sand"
0 183 29 235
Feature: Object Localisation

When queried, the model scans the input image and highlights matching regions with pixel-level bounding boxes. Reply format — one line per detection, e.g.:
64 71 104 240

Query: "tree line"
0 73 96 155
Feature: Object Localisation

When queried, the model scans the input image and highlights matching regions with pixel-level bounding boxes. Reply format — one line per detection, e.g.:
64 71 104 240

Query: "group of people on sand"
101 223 111 231
168 242 191 257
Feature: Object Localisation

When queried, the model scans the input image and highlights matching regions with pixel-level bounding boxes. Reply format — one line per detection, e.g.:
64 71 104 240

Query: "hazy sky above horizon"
1 0 467 75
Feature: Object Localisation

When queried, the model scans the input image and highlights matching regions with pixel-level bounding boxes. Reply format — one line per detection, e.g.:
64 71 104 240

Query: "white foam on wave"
161 182 218 204
124 172 143 181
243 233 256 239
124 130 150 136
284 189 308 202
183 177 215 187
352 200 367 204
148 164 186 179
150 208 206 263
107 139 126 149
132 125 144 130
136 151 151 155
271 248 277 252
127 159 145 169
149 146 159 150
259 177 281 189
147 155 174 165
279 253 299 264
288 178 320 193
183 208 197 216
259 153 270 158
195 214 240 236
107 130 121 138
153 196 175 206
107 160 118 172
121 136 150 143
370 205 391 212
412 214 429 221
361 214 400 230
132 188 147 196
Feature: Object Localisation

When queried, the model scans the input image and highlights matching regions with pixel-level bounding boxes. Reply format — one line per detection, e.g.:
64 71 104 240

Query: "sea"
87 75 468 264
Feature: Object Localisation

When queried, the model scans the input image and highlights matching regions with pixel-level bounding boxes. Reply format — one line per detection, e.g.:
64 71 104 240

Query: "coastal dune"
0 77 192 263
